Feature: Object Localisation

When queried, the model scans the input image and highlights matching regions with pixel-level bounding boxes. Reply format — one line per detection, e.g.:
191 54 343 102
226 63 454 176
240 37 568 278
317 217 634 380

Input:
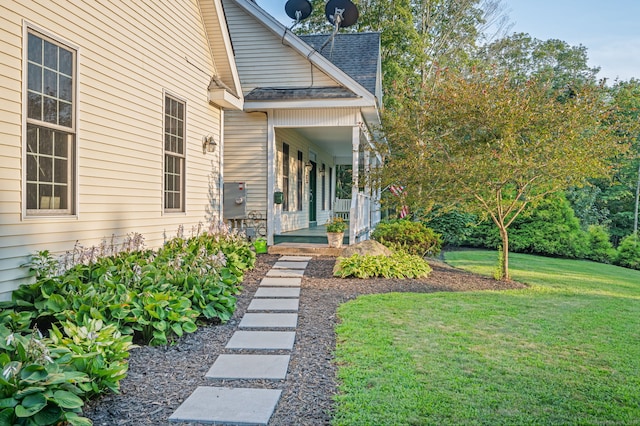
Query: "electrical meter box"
223 182 247 219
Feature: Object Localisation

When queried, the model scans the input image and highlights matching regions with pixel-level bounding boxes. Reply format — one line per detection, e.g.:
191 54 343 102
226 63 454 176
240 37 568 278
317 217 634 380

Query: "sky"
258 0 640 83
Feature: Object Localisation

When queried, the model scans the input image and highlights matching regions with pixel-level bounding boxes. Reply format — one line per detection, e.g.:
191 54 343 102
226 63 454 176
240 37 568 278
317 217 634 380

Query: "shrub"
334 252 432 279
615 233 640 270
0 326 92 426
372 220 442 257
584 225 616 263
422 207 476 247
463 193 588 259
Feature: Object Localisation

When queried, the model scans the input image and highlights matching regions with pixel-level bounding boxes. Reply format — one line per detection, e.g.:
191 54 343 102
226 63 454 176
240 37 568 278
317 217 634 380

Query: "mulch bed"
84 254 526 426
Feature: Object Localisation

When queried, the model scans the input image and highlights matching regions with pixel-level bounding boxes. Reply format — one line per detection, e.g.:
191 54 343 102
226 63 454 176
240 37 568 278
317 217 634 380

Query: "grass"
332 250 640 425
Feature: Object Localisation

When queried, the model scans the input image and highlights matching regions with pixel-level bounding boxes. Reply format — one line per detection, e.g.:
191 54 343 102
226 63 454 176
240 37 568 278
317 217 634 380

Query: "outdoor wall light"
304 161 314 173
319 164 326 177
202 135 217 154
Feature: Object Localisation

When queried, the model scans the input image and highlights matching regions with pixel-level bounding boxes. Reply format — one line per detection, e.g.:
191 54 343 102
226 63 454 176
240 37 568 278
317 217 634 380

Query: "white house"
0 0 242 300
221 0 384 246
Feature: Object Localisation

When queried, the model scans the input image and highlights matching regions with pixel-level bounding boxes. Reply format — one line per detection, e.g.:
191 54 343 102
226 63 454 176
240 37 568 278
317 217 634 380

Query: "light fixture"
304 161 314 173
202 135 217 154
320 164 326 177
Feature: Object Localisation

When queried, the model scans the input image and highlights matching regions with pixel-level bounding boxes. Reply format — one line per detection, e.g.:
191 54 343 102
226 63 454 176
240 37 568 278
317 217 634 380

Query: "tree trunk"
498 225 510 281
634 160 640 236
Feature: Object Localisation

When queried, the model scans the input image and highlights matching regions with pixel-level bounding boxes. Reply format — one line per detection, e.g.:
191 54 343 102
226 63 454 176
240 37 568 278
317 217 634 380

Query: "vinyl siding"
0 0 226 299
224 111 268 219
221 0 337 94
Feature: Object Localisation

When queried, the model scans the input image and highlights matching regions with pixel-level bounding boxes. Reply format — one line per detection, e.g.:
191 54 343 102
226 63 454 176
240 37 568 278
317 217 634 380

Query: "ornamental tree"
382 68 633 280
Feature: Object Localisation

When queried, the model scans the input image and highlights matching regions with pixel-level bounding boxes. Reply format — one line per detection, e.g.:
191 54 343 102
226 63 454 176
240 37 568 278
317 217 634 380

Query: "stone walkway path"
169 255 311 425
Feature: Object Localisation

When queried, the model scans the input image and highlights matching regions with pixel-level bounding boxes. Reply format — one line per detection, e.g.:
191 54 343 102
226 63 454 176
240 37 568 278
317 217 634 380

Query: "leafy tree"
381 68 632 280
294 0 509 106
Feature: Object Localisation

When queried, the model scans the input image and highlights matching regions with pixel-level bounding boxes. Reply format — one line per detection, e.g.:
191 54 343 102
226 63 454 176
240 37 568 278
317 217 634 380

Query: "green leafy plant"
584 225 616 263
49 319 134 398
325 217 347 233
372 220 442 257
615 233 640 270
334 252 432 279
0 326 92 426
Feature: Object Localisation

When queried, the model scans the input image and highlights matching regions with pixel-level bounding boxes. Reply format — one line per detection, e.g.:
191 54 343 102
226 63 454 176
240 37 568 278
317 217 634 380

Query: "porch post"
350 126 360 245
266 111 277 245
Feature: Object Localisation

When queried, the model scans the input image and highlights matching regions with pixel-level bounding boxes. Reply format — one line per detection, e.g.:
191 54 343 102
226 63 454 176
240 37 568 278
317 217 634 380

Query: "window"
297 151 303 211
282 143 290 211
164 95 185 212
25 29 76 215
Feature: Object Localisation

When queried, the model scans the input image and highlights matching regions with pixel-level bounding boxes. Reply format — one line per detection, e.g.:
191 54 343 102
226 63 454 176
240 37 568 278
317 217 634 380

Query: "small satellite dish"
285 0 312 22
325 0 359 28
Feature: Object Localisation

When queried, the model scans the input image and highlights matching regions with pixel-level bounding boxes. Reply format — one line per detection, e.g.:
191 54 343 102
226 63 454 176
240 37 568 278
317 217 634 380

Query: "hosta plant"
334 252 432 279
0 326 92 426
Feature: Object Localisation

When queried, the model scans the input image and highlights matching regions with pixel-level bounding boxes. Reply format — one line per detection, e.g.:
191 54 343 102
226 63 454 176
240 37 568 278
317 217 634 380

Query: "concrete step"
169 387 281 425
259 277 301 287
239 313 298 328
273 261 309 269
248 298 299 312
206 354 290 380
226 331 296 350
254 287 301 298
266 268 305 278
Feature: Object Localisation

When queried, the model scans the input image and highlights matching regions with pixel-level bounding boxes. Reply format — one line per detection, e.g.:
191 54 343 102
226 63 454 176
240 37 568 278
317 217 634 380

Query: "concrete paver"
266 268 305 278
226 330 296 349
248 298 299 312
260 277 301 287
254 287 301 298
206 354 291 380
169 386 282 425
273 261 308 269
239 313 298 328
278 255 312 261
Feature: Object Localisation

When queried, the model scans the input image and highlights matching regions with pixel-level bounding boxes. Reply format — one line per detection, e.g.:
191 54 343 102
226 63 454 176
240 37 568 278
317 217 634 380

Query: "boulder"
340 239 393 257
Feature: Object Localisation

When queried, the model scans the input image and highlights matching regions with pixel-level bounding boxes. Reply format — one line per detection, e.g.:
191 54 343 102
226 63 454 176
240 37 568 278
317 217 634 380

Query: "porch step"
273 233 349 245
268 243 344 257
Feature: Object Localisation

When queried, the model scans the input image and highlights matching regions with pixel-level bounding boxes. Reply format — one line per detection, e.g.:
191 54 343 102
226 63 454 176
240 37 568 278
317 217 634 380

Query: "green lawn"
333 250 640 425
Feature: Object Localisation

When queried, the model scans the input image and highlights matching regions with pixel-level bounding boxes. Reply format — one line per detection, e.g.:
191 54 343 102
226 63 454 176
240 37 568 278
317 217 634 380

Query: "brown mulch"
84 254 526 426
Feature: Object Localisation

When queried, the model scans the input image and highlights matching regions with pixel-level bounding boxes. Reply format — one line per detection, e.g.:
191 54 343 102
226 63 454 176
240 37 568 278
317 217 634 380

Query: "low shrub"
334 252 432 279
615 233 640 270
372 221 442 257
0 326 92 426
584 225 616 264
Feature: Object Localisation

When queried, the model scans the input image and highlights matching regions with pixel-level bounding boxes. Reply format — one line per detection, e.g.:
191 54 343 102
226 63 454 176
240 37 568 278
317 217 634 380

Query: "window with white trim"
164 95 185 212
25 29 76 215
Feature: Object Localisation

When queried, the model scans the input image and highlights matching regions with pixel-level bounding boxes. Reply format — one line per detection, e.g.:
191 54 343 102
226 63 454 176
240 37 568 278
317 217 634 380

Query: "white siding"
224 111 268 219
0 0 227 299
221 0 337 94
272 108 361 127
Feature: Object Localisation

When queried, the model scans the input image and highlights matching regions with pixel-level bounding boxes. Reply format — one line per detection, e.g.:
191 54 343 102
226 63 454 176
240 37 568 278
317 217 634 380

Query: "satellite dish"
285 0 312 22
325 0 359 28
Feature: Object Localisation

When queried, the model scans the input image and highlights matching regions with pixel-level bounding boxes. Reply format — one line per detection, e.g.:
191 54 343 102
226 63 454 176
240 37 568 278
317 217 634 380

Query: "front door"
309 161 317 225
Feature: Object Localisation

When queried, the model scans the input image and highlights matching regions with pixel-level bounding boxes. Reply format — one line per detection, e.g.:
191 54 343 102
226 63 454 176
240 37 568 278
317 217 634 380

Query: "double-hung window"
164 95 185 212
25 29 76 215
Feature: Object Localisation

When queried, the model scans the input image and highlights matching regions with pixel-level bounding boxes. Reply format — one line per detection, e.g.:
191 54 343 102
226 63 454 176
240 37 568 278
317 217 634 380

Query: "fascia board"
211 0 244 98
243 98 376 111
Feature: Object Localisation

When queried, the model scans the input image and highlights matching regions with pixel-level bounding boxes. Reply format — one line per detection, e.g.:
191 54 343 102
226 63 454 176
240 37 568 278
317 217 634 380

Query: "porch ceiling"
286 127 353 158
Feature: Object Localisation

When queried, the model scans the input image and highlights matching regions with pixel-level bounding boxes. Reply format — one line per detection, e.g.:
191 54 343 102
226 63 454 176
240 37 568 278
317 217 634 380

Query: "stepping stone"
226 331 296 349
248 298 299 311
273 261 308 270
169 386 281 425
206 354 290 380
254 287 301 298
266 269 304 278
279 255 312 261
260 277 301 287
239 313 298 328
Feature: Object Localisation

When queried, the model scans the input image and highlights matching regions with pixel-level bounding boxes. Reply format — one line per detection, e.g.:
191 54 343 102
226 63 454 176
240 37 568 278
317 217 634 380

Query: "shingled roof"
244 87 359 101
299 32 380 97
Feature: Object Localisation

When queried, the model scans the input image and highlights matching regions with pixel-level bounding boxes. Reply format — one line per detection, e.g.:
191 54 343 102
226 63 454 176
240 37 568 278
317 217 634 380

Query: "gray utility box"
223 182 247 219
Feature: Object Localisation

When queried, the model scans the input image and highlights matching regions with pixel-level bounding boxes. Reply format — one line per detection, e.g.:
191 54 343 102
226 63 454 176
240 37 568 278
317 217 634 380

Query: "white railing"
334 198 351 221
